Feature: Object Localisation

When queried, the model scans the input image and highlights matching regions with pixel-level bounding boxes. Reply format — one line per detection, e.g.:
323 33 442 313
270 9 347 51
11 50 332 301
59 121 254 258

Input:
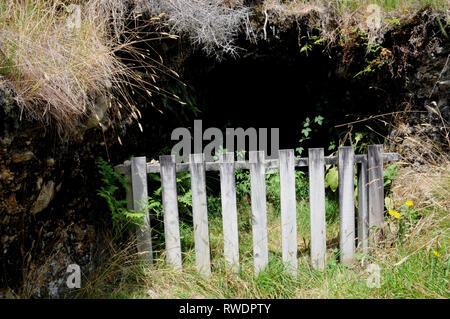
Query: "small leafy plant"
266 169 281 210
325 166 339 192
97 157 145 234
296 115 324 157
300 35 327 56
384 163 398 189
386 200 416 242
235 169 251 200
147 171 193 219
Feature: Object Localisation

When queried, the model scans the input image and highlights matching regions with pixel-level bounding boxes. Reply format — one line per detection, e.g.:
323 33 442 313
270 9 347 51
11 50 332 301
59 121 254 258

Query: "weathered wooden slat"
139 153 399 174
131 157 153 264
189 153 212 276
122 162 133 212
338 147 355 264
160 155 182 269
308 148 327 271
368 144 384 244
279 149 298 274
249 151 269 276
219 152 240 273
357 157 369 253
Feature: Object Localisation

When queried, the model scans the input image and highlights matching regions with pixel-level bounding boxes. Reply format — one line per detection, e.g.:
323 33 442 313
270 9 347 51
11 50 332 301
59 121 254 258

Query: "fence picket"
308 148 327 270
219 152 240 273
131 157 153 264
250 151 269 275
160 155 182 269
368 144 384 244
124 160 133 212
357 157 369 253
189 153 212 276
338 147 355 264
279 149 298 274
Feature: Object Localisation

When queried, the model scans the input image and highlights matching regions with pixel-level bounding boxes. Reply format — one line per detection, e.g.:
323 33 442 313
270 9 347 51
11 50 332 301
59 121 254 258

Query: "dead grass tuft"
0 0 169 136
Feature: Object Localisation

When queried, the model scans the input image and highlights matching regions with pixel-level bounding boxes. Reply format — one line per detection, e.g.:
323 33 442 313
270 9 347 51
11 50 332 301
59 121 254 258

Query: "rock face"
0 78 117 298
31 181 55 215
388 39 450 160
22 222 96 298
11 151 34 163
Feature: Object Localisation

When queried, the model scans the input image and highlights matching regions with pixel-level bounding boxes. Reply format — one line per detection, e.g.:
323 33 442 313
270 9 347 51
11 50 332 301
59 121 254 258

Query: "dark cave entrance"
116 27 403 162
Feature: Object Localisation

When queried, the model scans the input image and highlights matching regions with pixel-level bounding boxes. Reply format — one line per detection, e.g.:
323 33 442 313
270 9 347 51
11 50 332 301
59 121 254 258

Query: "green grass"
315 0 449 13
77 191 449 299
77 159 450 299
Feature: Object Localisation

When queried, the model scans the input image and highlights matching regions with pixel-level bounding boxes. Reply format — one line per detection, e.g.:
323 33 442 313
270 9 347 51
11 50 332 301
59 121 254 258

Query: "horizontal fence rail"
116 153 399 175
116 146 398 275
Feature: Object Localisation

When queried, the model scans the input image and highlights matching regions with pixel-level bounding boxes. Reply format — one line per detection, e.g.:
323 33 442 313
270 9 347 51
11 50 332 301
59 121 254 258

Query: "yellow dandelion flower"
433 251 440 257
405 200 414 207
388 209 397 217
393 211 401 219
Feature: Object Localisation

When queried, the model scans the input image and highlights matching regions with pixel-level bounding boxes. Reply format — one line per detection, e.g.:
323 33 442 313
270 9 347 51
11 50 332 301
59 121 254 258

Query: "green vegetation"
97 157 146 234
85 143 449 298
89 114 449 299
295 115 324 157
81 170 448 298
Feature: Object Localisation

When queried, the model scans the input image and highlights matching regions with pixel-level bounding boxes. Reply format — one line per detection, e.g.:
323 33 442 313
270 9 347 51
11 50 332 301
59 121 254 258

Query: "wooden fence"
116 145 398 275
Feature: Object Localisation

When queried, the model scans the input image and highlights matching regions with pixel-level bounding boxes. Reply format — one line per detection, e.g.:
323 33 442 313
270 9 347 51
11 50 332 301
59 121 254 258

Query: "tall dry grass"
0 0 166 134
387 121 449 252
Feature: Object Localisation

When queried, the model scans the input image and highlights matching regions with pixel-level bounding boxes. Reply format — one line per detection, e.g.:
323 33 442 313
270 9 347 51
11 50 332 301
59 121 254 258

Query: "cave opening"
121 27 402 164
